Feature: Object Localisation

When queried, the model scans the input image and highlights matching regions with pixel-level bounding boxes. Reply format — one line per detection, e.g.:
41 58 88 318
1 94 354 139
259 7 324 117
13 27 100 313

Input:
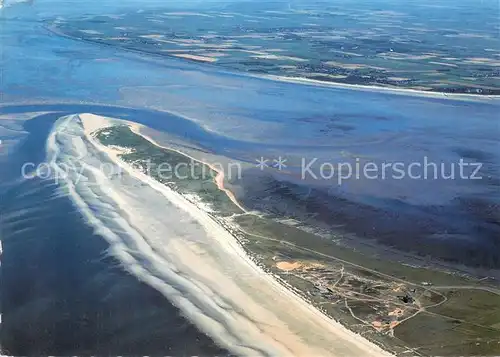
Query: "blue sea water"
0 110 233 355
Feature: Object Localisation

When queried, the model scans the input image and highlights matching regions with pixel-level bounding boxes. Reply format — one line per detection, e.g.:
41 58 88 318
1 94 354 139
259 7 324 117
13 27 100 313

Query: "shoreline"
79 113 394 357
258 74 499 102
44 26 499 103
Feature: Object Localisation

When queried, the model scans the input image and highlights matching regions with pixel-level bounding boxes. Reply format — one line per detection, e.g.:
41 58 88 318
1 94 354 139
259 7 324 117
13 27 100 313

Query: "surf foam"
43 113 393 357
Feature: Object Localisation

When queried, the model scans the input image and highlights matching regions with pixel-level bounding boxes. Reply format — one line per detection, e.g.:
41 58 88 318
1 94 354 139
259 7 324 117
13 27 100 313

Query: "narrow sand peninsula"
80 113 393 357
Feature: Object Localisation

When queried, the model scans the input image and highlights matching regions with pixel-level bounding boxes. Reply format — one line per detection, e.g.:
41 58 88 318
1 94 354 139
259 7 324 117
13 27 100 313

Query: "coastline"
44 26 499 103
258 74 500 102
79 113 394 357
3 0 498 352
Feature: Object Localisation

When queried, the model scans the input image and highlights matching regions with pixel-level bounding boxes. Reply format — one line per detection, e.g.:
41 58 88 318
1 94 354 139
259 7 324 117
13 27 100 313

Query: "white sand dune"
46 112 393 357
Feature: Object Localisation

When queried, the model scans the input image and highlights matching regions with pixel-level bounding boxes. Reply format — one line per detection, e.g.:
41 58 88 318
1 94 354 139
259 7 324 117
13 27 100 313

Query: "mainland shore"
44 26 498 103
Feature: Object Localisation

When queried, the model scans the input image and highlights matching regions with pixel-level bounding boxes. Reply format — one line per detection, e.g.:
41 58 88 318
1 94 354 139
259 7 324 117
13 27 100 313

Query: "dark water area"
0 111 231 356
0 103 269 163
237 170 500 274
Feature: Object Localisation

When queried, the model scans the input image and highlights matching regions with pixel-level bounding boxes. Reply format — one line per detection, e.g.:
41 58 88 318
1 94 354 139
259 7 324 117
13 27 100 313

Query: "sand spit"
78 113 393 357
172 54 219 63
258 75 499 102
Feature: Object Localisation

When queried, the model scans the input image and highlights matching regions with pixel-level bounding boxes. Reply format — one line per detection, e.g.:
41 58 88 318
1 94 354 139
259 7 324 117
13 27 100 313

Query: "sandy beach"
260 75 499 102
78 113 394 357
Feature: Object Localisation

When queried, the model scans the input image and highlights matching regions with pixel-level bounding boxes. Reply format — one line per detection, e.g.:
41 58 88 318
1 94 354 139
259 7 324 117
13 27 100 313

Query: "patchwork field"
49 0 500 94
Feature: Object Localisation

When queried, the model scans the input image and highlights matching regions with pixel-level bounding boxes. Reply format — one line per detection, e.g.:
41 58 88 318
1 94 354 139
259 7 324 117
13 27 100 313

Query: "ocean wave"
45 114 288 356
